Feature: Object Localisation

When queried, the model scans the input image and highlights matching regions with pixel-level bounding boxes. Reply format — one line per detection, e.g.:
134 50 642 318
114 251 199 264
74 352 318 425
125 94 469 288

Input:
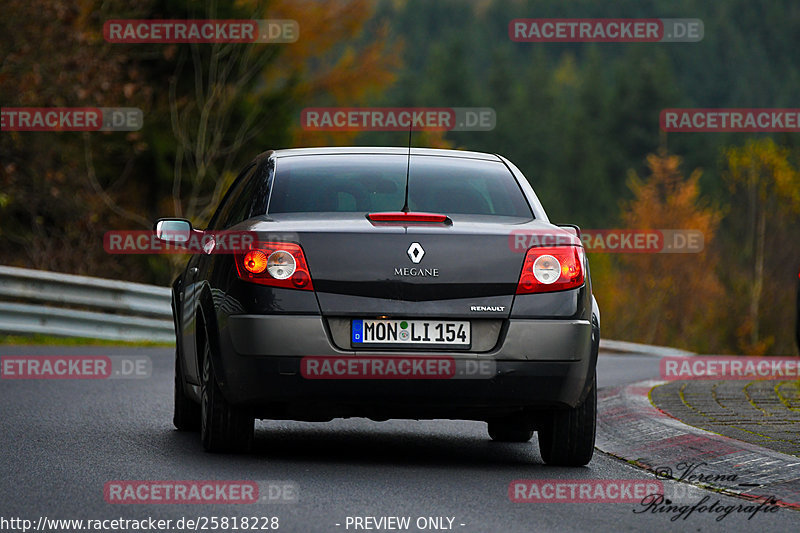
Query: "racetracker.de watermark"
1 356 151 379
661 108 800 132
104 230 257 254
104 480 298 504
1 108 142 132
300 356 495 380
509 480 663 503
300 107 496 131
509 229 704 254
104 19 298 43
661 356 800 380
509 18 703 42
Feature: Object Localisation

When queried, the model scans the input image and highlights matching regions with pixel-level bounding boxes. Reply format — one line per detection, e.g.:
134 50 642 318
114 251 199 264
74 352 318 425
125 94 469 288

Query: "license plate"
352 319 471 346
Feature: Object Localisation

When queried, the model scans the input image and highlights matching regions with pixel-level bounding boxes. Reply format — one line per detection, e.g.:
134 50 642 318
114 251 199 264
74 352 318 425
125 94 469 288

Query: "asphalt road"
1 346 797 532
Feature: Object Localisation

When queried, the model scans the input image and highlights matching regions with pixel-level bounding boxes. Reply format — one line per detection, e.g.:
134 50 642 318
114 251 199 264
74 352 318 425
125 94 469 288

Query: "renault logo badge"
407 242 425 264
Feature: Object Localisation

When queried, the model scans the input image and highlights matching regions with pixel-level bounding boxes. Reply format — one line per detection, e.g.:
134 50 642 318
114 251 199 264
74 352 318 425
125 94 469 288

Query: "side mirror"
154 218 192 243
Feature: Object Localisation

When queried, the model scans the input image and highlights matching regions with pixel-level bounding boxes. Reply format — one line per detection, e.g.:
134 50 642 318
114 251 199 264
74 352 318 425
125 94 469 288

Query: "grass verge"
0 334 173 347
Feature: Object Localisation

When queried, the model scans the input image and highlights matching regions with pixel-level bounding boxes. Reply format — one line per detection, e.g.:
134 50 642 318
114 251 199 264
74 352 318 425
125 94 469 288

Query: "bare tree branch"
83 133 151 228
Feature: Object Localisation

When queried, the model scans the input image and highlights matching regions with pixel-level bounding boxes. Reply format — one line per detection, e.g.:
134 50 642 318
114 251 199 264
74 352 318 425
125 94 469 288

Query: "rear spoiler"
557 224 581 240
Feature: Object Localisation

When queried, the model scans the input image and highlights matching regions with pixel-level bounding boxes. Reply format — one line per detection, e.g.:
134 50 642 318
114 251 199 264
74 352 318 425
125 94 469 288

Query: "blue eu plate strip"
352 320 363 343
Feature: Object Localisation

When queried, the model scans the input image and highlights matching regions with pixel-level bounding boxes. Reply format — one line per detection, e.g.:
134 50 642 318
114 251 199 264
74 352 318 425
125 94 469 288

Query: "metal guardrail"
600 339 696 357
0 266 173 342
0 265 697 353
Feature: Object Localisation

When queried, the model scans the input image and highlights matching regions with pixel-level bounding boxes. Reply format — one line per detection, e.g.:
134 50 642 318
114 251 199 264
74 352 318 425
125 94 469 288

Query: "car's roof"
271 146 502 161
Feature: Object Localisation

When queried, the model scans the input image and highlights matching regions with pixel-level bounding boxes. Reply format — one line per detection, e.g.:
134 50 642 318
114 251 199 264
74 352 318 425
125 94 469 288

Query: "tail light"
235 241 314 291
516 246 585 294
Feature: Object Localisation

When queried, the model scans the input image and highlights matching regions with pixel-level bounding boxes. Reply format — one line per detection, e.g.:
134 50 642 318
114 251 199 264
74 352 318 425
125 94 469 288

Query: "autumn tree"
0 0 155 279
159 0 402 230
1 0 402 283
592 150 725 352
723 138 800 354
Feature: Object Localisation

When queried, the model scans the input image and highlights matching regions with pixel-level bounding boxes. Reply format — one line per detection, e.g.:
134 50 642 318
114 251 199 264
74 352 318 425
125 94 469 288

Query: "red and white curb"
597 379 800 509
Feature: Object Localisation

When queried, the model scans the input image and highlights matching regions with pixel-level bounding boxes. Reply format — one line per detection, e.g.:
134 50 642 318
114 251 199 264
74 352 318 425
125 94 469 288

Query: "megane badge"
407 242 425 263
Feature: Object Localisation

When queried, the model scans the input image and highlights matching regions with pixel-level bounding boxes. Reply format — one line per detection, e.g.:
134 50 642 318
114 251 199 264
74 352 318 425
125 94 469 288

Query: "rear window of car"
267 154 533 217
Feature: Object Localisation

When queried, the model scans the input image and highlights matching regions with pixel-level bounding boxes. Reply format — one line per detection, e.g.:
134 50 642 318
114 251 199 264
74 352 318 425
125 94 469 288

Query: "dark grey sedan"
156 147 600 465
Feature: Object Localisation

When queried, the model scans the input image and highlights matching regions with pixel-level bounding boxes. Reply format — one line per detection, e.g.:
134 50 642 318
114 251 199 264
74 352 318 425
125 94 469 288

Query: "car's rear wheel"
200 336 254 453
173 350 200 431
537 372 596 466
488 418 534 442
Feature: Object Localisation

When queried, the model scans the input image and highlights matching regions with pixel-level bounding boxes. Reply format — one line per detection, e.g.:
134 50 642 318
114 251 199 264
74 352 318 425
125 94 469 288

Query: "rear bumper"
215 315 596 420
226 315 592 360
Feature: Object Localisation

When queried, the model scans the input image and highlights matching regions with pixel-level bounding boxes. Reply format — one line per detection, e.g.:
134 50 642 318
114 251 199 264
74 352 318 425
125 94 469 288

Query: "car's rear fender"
193 281 225 394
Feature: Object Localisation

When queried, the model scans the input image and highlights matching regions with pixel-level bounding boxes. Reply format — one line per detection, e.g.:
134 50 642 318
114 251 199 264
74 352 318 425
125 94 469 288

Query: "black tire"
488 418 534 443
200 336 254 453
537 373 597 466
173 350 201 431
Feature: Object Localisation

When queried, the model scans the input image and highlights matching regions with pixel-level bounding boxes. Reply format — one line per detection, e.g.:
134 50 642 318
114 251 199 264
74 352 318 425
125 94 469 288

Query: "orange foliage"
239 0 403 146
593 150 725 352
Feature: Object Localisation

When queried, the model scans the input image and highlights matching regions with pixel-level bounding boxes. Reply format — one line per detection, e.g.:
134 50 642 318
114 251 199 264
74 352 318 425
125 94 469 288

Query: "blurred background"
1 0 799 355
